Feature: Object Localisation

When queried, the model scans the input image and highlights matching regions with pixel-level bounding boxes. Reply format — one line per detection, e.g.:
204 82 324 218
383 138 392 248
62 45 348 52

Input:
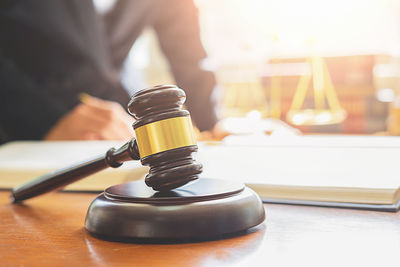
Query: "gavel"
11 84 265 240
11 85 203 202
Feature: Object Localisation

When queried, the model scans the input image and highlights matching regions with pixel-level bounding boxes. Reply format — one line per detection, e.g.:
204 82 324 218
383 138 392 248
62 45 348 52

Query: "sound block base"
85 178 265 241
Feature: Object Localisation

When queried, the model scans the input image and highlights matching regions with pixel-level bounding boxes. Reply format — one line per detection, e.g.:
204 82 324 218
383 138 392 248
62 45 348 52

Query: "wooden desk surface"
1 191 399 267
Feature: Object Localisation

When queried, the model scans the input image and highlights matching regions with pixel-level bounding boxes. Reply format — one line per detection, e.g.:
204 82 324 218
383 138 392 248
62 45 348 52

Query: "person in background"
0 0 225 144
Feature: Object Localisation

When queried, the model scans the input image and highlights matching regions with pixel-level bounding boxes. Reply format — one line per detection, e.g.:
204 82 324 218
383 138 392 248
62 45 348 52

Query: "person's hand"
44 95 135 140
195 122 230 141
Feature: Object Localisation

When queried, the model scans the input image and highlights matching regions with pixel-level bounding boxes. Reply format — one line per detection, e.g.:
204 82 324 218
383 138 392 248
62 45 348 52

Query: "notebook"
1 136 399 211
198 135 400 211
0 141 149 191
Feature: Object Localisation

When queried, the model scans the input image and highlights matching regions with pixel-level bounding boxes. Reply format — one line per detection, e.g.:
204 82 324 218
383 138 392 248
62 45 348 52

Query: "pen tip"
78 93 90 103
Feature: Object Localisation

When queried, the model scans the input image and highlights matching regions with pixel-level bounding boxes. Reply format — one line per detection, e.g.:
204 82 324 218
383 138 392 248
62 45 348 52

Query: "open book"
198 135 400 211
1 136 399 211
0 141 149 191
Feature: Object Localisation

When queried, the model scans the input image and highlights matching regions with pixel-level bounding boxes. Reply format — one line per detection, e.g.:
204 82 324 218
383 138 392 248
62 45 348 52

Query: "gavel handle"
10 139 140 203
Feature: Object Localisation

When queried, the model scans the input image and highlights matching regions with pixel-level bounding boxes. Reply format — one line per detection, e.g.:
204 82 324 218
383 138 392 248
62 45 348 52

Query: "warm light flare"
197 0 400 60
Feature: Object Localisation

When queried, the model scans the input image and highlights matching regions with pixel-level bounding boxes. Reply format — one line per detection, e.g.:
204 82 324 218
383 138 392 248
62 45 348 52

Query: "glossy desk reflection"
1 191 399 266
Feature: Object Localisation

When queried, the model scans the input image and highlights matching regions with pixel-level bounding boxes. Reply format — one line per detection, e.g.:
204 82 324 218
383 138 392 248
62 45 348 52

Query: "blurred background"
122 0 400 136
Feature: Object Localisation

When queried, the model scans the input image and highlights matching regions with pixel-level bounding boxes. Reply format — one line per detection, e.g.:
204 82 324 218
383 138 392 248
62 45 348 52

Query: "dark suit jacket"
0 0 217 143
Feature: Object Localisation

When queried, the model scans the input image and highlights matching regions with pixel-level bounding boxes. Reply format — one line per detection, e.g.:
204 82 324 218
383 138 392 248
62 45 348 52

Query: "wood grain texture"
1 191 400 267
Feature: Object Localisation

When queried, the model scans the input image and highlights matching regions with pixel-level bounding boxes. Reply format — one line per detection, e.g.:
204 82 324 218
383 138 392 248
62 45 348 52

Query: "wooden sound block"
85 178 265 241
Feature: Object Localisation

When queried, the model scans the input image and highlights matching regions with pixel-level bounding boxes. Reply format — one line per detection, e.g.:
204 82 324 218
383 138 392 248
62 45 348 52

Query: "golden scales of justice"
220 56 346 127
286 56 347 126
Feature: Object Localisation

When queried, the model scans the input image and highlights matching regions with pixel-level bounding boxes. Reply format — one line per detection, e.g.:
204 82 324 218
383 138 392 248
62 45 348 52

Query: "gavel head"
128 85 203 191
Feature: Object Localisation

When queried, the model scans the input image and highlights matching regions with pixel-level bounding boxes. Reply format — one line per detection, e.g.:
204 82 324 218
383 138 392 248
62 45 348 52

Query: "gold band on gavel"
135 116 197 158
